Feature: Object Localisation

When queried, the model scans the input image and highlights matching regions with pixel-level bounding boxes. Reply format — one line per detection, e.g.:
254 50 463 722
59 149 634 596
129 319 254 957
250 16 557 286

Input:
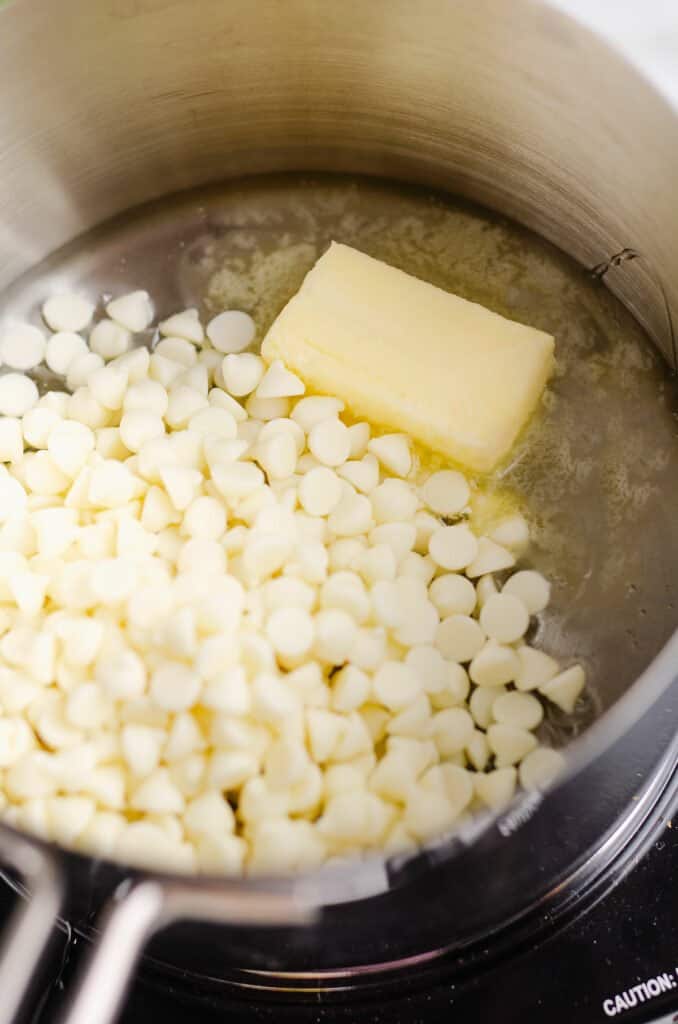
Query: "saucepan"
0 1 677 1022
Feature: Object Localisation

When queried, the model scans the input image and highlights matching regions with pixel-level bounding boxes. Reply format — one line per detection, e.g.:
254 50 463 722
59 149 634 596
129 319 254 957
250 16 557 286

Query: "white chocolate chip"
291 396 344 432
47 420 95 476
156 337 197 368
503 570 551 614
87 365 129 410
67 388 109 429
435 614 485 663
465 729 489 772
207 310 256 353
429 524 478 571
327 489 373 537
474 574 498 608
465 537 515 578
539 664 585 713
256 432 297 481
493 690 543 730
221 353 265 397
266 607 314 662
479 593 530 644
313 609 357 665
165 386 208 429
429 573 476 616
88 460 136 508
421 470 470 517
371 479 418 523
514 645 559 692
0 418 24 462
308 417 351 468
469 640 520 687
66 352 105 391
370 521 416 561
338 453 380 494
159 309 204 344
114 346 149 382
106 290 153 332
45 331 90 375
123 379 169 417
89 319 132 360
150 661 202 712
211 461 265 501
298 466 343 516
0 374 39 416
368 433 411 477
489 514 530 554
475 767 517 810
0 323 46 370
373 661 421 710
518 747 565 790
256 360 305 399
432 707 474 755
487 723 538 767
347 422 371 458
43 294 95 333
120 410 165 453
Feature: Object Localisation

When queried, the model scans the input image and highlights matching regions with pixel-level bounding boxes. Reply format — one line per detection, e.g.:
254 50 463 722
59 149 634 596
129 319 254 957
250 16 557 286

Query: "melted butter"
193 173 678 723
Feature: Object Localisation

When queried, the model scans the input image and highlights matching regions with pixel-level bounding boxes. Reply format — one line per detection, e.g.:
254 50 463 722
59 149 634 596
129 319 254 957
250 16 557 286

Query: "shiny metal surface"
0 829 62 1024
58 879 314 1024
1 0 678 361
1 0 678 1020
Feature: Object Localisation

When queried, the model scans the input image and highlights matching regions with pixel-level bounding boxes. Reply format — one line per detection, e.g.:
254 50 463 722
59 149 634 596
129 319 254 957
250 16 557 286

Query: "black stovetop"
129 823 678 1024
4 794 674 1024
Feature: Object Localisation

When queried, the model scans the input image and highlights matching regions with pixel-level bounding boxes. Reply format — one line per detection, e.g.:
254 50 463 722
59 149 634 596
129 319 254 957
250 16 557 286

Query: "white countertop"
551 0 678 106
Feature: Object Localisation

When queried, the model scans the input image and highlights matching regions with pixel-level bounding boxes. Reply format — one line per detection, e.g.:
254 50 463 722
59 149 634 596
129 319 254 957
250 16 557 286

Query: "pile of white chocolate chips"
0 289 585 874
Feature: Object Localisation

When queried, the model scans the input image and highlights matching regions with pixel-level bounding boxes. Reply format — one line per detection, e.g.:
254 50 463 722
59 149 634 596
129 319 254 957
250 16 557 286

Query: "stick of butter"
261 242 554 472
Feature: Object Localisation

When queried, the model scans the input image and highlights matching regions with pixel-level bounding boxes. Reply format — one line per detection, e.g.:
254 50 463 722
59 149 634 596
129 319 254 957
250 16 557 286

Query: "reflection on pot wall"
0 0 677 366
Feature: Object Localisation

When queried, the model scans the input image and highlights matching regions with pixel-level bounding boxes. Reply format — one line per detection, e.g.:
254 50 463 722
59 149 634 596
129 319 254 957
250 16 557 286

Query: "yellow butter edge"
261 243 555 474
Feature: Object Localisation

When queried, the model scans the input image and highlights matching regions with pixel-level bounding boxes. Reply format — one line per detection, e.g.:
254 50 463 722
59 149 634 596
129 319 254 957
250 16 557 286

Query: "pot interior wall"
1 0 677 361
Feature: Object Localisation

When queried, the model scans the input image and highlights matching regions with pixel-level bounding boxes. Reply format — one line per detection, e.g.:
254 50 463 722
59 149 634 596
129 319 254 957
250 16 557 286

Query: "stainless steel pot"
0 2 677 1023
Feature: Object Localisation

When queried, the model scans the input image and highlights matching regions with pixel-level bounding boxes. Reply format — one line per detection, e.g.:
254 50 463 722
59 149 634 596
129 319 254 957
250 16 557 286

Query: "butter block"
261 243 554 473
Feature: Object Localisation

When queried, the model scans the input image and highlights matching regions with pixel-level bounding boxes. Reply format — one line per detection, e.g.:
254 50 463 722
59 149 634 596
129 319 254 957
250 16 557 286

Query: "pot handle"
59 877 316 1024
0 828 64 1024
